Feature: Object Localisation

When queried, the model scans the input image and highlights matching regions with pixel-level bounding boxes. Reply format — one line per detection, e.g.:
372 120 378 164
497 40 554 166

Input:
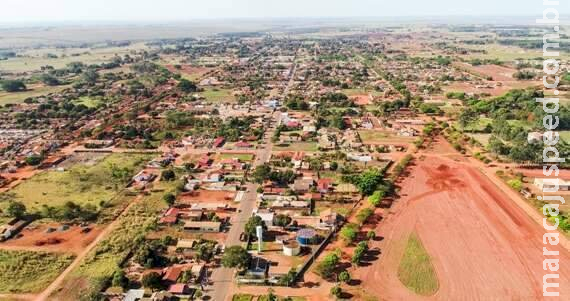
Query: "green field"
72 96 106 108
0 250 75 293
218 153 255 161
0 43 149 73
199 88 234 102
0 84 71 105
398 233 439 296
0 153 151 212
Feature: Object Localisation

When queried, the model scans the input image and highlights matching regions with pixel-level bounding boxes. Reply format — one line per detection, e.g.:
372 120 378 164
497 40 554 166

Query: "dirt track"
358 141 570 300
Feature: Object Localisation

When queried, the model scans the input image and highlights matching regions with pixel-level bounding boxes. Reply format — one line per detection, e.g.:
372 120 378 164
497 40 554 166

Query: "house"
168 283 193 295
291 152 305 169
246 256 269 278
184 221 222 232
123 289 145 301
176 239 197 251
213 137 226 148
162 265 184 283
197 155 211 169
255 211 275 227
528 132 544 144
534 178 570 191
347 153 373 162
159 208 179 225
317 178 334 193
398 127 418 137
292 178 314 193
235 141 253 149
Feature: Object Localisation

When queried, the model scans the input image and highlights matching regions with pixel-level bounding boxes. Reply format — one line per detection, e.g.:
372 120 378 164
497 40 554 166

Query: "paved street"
208 111 282 301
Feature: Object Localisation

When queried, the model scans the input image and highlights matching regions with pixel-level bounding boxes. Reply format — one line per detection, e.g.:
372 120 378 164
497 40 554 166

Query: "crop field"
0 250 75 293
0 153 152 212
0 84 71 105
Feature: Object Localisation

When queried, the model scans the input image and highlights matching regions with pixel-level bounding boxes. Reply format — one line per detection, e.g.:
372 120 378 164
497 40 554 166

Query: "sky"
0 0 566 23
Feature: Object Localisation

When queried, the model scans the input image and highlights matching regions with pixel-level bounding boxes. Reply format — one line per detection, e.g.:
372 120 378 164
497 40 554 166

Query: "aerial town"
0 10 570 301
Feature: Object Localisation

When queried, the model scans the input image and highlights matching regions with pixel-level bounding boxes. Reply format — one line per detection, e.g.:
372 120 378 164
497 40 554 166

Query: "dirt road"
34 195 143 301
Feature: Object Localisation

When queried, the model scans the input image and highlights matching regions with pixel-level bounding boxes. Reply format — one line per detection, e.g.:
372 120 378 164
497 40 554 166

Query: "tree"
368 190 384 207
161 169 176 181
273 214 292 228
367 230 376 241
221 246 251 270
1 80 26 92
354 169 384 196
112 270 129 288
141 272 162 291
330 285 342 298
6 201 26 218
330 161 339 171
356 208 374 225
39 74 60 86
245 216 266 237
338 271 351 284
252 164 272 184
82 69 99 85
340 223 358 245
25 155 43 166
178 79 198 93
163 193 176 206
315 253 339 279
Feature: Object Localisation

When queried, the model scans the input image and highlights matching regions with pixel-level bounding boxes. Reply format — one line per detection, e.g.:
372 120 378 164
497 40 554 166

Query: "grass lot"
560 131 570 143
232 294 306 301
52 180 176 300
0 250 75 293
232 295 254 301
341 88 382 97
0 153 151 212
358 130 415 144
0 84 70 105
468 133 492 146
71 96 105 108
218 153 255 161
273 142 318 152
199 88 234 102
398 232 439 296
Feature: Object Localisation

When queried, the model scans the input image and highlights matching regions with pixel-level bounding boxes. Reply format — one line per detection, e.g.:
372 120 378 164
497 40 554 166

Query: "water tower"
256 225 263 253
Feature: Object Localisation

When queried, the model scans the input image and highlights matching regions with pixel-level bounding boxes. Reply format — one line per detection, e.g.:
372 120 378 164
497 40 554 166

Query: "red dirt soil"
357 143 570 300
0 224 102 254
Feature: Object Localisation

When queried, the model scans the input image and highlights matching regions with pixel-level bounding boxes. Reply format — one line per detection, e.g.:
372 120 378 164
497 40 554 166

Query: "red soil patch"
178 190 236 204
357 141 570 300
0 224 102 254
350 94 372 105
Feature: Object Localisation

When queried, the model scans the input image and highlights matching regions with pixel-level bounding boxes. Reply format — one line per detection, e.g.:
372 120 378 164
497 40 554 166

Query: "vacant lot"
397 232 439 296
273 142 318 152
0 250 75 293
218 152 255 161
50 180 176 300
358 139 570 300
0 153 151 212
358 130 415 144
200 88 234 102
